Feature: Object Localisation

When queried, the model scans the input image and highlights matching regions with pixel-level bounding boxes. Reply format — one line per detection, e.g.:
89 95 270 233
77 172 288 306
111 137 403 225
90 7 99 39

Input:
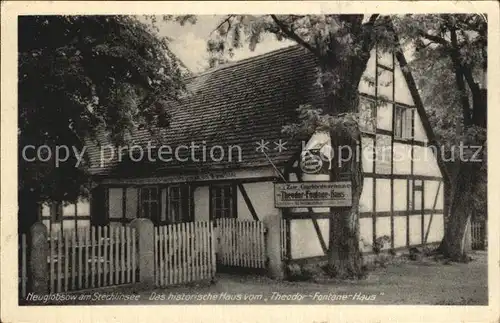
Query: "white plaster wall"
392 143 411 174
393 216 407 248
377 103 393 131
375 216 391 247
360 98 376 132
77 200 90 215
413 146 441 177
290 218 329 259
378 50 394 68
358 49 376 96
375 216 391 250
41 203 50 217
49 223 61 235
360 178 373 212
424 180 443 209
377 67 393 101
413 113 428 143
394 63 415 106
423 213 444 243
375 134 392 174
60 200 90 216
237 182 278 221
361 136 374 173
193 186 210 222
375 179 391 212
42 219 50 230
409 214 422 245
63 203 75 216
414 190 422 210
359 217 373 252
393 179 407 211
61 219 76 232
47 220 90 234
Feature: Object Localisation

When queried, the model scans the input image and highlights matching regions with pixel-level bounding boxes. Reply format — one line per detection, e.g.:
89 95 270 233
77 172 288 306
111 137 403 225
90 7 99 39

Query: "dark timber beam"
237 183 259 221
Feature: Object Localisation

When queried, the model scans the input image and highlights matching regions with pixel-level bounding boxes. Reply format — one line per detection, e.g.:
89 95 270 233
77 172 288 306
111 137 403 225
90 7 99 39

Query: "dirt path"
37 251 488 305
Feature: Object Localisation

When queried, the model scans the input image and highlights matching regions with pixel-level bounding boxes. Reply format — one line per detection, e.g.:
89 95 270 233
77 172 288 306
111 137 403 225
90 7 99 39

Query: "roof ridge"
187 43 302 80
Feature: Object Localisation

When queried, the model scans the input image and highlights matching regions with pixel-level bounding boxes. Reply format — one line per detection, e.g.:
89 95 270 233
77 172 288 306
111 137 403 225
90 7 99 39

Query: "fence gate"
215 218 266 269
154 221 216 287
47 226 137 294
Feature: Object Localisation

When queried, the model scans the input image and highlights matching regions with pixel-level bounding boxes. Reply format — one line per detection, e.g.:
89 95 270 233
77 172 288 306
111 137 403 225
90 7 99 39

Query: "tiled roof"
88 45 323 178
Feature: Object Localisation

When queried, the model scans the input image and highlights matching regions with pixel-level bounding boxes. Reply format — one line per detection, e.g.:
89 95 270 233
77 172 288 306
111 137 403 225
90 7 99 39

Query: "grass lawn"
37 251 488 305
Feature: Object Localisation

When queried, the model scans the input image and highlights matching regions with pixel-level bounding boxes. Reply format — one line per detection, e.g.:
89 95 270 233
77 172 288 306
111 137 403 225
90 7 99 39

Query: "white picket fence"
154 221 216 287
471 220 487 250
48 226 137 293
215 218 266 269
19 217 285 297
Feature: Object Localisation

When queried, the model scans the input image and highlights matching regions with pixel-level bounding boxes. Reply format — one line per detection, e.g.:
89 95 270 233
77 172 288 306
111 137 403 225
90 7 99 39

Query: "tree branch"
418 31 449 47
449 27 472 127
461 65 480 95
211 15 235 36
270 14 321 58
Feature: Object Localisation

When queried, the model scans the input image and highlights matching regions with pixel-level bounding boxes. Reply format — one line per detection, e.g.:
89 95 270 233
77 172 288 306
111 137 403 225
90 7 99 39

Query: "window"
108 188 123 219
140 187 159 223
359 97 376 133
394 105 413 139
167 185 192 223
211 184 234 219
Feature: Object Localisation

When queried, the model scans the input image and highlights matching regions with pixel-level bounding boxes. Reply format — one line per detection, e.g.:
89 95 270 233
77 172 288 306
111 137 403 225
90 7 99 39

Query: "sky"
152 15 294 74
150 15 416 75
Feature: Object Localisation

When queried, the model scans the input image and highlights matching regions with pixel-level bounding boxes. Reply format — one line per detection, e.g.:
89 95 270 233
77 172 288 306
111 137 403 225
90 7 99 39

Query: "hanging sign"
274 181 352 208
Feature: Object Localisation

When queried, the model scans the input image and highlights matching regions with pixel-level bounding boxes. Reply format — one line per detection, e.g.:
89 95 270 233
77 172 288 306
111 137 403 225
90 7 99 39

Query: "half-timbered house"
68 42 445 266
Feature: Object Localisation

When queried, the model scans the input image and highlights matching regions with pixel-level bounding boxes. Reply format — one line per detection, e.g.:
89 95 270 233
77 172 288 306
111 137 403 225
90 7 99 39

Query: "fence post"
29 222 49 295
263 213 285 280
129 218 155 288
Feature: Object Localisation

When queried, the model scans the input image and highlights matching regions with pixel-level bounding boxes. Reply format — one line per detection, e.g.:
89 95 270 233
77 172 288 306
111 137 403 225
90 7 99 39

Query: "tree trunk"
439 161 478 260
322 54 368 278
327 130 364 278
18 189 40 234
439 44 486 260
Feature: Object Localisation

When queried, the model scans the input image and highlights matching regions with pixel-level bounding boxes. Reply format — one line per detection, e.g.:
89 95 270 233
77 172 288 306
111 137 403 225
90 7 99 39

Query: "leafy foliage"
282 104 360 140
18 15 189 202
393 14 487 220
208 15 396 130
